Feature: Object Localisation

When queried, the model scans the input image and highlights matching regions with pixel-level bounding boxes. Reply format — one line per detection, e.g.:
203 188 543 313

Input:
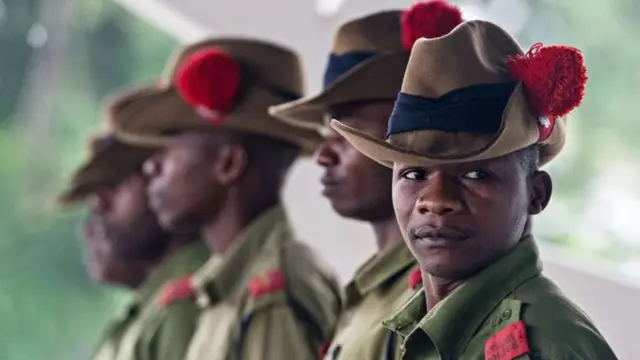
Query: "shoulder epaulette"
484 320 530 360
248 268 286 298
156 274 195 308
319 341 331 358
408 268 422 290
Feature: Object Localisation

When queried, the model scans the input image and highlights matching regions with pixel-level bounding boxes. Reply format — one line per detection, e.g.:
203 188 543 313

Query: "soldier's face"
83 173 167 283
392 153 550 280
315 101 395 222
143 134 225 233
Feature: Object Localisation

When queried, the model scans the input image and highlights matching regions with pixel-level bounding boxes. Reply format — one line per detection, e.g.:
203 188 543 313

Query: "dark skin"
392 152 552 310
315 101 403 252
143 133 288 255
83 172 187 289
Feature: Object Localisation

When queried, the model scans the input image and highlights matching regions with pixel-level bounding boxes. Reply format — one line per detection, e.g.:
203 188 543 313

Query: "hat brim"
331 119 408 168
331 79 566 168
113 86 322 157
56 183 101 209
269 50 409 130
330 119 516 169
56 143 155 208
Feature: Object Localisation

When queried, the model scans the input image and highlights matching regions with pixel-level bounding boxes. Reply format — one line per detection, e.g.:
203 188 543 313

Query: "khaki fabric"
324 243 419 360
383 237 618 360
111 38 323 156
57 87 159 207
91 241 209 360
331 20 584 168
268 11 407 130
185 205 342 360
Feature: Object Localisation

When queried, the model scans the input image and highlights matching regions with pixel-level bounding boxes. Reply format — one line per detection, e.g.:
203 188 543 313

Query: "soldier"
57 88 209 360
330 16 618 360
269 1 463 359
111 38 342 360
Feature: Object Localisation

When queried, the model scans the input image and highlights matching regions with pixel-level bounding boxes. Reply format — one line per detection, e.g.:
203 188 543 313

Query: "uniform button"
196 293 210 308
501 308 512 320
331 345 341 359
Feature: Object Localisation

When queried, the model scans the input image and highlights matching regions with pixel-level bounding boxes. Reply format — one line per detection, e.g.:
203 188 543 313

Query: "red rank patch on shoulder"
408 268 422 290
156 275 195 308
319 341 331 357
484 320 530 360
248 269 286 297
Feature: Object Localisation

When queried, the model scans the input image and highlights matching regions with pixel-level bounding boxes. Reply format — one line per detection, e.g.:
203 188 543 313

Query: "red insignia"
507 42 588 142
319 341 331 357
484 320 530 360
408 268 423 290
156 275 195 308
175 47 241 125
401 0 463 50
248 269 286 297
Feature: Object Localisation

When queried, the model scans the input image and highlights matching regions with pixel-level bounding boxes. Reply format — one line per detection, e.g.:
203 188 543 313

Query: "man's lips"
148 193 162 211
147 185 164 212
411 225 469 247
320 175 341 196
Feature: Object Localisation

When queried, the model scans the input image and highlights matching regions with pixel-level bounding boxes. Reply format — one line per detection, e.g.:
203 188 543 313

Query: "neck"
423 270 465 311
201 196 277 255
371 216 404 253
163 235 194 256
115 264 150 290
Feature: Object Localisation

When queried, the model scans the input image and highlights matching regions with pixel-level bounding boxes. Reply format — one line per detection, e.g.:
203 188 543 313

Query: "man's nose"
90 189 112 214
414 174 463 216
142 156 160 178
314 141 339 169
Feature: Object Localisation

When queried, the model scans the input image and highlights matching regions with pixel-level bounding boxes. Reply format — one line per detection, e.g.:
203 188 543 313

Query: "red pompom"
507 42 588 121
401 0 463 50
175 47 241 125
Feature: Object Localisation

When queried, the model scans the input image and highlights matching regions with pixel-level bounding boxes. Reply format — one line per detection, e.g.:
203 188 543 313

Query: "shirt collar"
384 235 542 356
132 241 210 307
344 242 416 306
192 204 290 302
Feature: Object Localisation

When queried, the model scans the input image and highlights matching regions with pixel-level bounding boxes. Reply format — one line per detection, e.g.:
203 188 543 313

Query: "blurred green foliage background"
0 0 638 359
0 1 176 358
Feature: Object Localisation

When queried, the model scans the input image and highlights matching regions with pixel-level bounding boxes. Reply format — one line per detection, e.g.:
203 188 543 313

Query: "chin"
332 206 368 222
159 211 200 235
420 258 483 281
330 202 384 222
331 203 356 218
88 267 109 284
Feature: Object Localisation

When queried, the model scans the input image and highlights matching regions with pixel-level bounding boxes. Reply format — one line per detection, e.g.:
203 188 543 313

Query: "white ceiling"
111 0 531 92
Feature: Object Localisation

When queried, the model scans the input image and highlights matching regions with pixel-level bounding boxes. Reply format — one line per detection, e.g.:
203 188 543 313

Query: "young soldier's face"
315 101 395 222
391 152 550 280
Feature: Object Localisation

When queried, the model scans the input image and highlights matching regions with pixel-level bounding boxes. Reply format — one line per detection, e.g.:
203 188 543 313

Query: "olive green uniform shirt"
383 236 618 360
91 241 209 360
324 243 420 360
185 204 342 360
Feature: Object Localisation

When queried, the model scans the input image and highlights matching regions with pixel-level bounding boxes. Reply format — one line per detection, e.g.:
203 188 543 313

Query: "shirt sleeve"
238 303 321 360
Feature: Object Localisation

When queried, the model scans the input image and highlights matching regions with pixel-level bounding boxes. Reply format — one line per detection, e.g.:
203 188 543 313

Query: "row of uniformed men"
57 1 619 359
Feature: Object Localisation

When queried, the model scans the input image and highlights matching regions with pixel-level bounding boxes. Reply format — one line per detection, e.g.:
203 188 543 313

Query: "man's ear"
212 144 247 186
528 170 553 215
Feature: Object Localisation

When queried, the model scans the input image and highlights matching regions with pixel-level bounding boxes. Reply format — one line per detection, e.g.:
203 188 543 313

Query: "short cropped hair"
514 144 541 175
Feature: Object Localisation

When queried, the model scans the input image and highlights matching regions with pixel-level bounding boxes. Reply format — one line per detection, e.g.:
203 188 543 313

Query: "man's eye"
463 170 490 180
402 169 427 180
